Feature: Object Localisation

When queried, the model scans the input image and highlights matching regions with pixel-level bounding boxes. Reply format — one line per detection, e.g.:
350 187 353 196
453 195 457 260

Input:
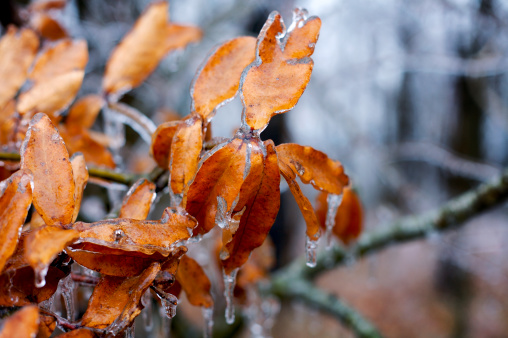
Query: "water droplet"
305 236 318 268
35 266 49 288
325 193 343 249
223 268 239 324
114 229 125 243
202 306 214 338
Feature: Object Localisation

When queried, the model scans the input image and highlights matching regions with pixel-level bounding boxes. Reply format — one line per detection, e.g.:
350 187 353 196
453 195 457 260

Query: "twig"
266 279 382 338
70 272 100 286
107 102 157 144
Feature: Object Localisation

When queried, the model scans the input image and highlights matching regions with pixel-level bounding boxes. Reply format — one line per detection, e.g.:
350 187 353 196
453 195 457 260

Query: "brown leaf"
176 255 213 308
103 2 202 97
240 10 321 130
0 27 39 109
186 138 248 235
57 328 98 338
81 262 160 334
30 12 68 41
276 143 349 195
221 140 280 274
71 153 89 222
150 120 179 168
0 100 17 147
191 36 256 122
17 70 85 117
169 115 203 197
0 305 39 338
65 94 104 132
29 0 67 12
316 186 363 245
37 313 56 338
119 178 156 220
24 225 79 284
29 39 88 84
0 170 33 272
20 113 75 226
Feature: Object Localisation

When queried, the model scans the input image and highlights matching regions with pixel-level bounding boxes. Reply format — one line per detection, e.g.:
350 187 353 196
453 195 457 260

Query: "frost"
305 236 318 268
223 268 239 324
325 193 343 249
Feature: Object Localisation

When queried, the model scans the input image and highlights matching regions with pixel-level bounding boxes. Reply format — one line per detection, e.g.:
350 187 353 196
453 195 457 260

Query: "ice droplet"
215 196 229 229
141 290 153 332
59 274 76 320
325 193 343 249
305 236 318 268
202 306 214 338
157 292 179 319
114 229 125 243
223 268 239 324
35 265 49 288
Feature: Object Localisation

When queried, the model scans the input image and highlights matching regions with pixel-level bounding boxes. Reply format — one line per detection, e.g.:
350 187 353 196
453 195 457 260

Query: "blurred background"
2 0 508 337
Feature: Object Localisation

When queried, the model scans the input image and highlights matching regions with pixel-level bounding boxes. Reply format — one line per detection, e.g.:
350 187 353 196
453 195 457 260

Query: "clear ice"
325 193 343 249
223 268 239 324
305 236 318 268
202 306 214 338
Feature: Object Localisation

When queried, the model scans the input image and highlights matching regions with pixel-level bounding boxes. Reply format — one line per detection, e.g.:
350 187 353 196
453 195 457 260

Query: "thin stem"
107 102 157 144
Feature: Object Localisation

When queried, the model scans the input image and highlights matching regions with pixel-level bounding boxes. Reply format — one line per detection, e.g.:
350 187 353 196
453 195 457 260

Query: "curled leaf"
21 113 75 227
0 170 33 272
0 305 39 338
176 255 213 308
0 27 39 108
240 10 321 130
119 178 156 220
71 153 89 222
276 143 349 194
191 36 257 122
103 2 202 97
150 120 179 168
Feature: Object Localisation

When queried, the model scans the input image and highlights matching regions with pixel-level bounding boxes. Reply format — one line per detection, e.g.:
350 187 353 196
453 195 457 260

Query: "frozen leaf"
37 313 56 338
176 255 213 308
24 225 79 287
21 113 75 227
0 27 39 109
29 40 88 84
57 328 98 338
65 94 104 132
71 153 89 222
191 36 256 122
119 178 156 220
316 187 363 245
29 0 67 12
150 120 179 168
81 262 160 334
222 140 280 274
0 170 33 272
186 138 248 235
276 143 349 195
60 127 115 168
103 2 202 97
0 305 39 338
30 12 68 41
17 70 85 117
169 115 203 198
240 10 321 130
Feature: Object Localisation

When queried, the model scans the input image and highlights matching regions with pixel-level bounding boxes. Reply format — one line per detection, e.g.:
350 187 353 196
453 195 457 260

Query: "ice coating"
305 236 318 268
59 273 76 320
202 306 214 338
158 291 179 319
223 268 239 324
325 193 343 249
35 265 49 288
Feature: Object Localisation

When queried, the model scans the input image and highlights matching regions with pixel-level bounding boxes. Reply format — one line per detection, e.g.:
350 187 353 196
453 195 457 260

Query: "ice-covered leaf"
0 27 39 109
57 328 98 338
37 313 57 338
316 187 363 245
191 36 256 122
30 12 68 41
186 138 248 235
71 153 89 222
240 10 321 130
103 2 202 97
21 113 75 227
176 255 213 308
0 305 39 338
150 120 179 168
169 115 203 198
65 94 104 132
0 170 33 272
60 126 115 168
81 262 160 334
276 143 349 194
29 0 67 12
119 178 156 220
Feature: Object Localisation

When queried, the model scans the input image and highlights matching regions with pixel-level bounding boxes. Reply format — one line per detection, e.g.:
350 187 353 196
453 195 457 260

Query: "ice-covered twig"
107 102 157 144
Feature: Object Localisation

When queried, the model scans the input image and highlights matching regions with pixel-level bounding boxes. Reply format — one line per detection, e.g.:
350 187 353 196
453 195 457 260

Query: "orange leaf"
240 10 321 130
24 225 79 285
222 140 280 274
119 178 156 220
150 120 179 168
176 255 213 308
316 187 363 245
29 0 67 12
0 170 32 272
0 27 39 109
186 138 248 235
57 328 98 338
71 153 89 222
30 12 68 40
0 305 39 338
81 262 160 334
169 115 203 198
65 94 104 132
20 113 75 226
191 36 256 122
276 143 349 194
37 313 56 338
103 2 202 97
0 100 17 148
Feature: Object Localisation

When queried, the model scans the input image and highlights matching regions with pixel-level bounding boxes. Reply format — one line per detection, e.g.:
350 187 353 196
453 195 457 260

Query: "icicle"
223 268 239 324
7 270 18 303
34 265 49 288
125 323 135 338
156 292 179 319
215 196 229 229
325 193 343 249
202 307 214 338
141 290 153 332
305 236 318 268
59 274 76 321
159 305 172 338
